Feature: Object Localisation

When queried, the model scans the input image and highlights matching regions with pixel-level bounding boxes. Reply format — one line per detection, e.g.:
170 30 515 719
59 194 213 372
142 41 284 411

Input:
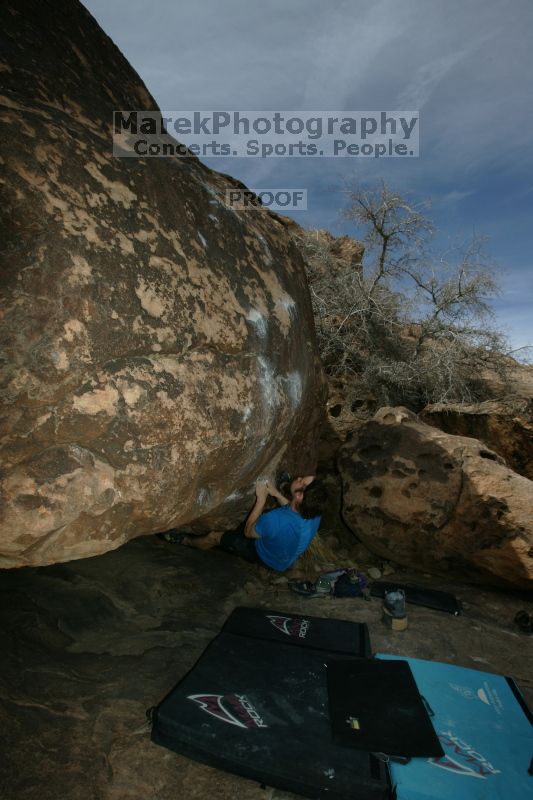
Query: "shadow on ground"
1 536 531 800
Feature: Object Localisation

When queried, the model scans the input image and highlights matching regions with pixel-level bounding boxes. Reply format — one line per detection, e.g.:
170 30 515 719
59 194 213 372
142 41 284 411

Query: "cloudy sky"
85 0 532 352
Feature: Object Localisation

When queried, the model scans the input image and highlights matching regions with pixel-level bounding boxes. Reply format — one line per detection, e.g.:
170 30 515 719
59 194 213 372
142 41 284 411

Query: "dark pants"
217 527 262 565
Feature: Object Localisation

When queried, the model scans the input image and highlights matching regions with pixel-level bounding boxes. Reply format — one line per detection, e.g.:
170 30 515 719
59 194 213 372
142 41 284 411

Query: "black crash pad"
152 631 392 800
370 581 462 615
327 658 444 758
222 605 372 656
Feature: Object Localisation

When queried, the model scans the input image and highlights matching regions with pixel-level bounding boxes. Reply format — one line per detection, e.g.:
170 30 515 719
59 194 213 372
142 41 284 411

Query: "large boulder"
338 407 533 589
0 0 325 567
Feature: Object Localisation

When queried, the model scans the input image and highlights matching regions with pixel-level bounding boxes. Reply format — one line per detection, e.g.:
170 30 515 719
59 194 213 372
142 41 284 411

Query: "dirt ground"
0 534 531 800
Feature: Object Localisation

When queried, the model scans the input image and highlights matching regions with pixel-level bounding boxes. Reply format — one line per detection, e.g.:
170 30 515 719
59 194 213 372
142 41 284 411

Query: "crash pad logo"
188 693 268 729
448 682 503 714
449 683 475 700
431 731 501 779
266 615 310 638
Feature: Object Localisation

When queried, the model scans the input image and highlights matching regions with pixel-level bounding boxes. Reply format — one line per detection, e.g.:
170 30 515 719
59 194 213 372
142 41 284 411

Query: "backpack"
316 568 369 598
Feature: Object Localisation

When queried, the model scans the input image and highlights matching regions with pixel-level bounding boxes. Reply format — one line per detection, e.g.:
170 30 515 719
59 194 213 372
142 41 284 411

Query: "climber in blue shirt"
249 477 325 571
162 476 327 572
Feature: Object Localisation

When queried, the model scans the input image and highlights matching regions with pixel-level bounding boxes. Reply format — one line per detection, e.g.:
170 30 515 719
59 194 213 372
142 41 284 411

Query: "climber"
161 476 327 572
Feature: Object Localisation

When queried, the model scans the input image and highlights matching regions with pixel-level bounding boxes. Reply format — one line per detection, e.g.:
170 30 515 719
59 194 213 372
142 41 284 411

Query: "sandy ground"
0 535 531 800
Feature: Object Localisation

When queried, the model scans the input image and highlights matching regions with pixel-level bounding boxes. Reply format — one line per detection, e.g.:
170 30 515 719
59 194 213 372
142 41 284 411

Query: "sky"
84 0 533 353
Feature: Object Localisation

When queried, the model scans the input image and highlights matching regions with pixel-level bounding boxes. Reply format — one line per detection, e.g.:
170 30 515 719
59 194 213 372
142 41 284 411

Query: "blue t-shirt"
254 506 321 571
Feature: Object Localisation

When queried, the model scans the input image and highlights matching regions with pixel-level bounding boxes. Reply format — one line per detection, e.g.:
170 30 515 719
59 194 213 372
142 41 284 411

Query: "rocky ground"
0 534 531 800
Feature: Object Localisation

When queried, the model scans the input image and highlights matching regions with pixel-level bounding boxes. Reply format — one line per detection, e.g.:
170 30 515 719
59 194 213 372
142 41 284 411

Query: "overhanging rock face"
0 0 326 567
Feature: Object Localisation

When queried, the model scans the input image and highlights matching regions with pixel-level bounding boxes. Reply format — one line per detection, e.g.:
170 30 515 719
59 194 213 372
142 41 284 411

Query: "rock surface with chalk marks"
0 0 325 567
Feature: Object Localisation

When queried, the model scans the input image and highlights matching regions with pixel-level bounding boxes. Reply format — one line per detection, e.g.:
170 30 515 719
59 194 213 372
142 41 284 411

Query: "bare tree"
298 180 517 409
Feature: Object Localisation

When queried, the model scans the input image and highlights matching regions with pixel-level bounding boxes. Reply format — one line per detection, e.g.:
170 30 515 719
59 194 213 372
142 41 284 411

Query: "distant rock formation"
421 364 533 482
281 220 364 275
299 228 364 272
338 407 533 589
0 0 325 567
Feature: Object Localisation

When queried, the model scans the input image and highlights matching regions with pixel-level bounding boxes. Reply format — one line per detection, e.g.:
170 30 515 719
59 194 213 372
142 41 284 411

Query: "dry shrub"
296 180 524 410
